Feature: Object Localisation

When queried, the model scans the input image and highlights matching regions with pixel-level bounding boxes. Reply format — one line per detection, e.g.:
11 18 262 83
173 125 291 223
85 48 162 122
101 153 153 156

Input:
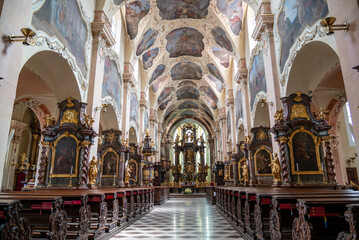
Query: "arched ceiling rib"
114 0 246 130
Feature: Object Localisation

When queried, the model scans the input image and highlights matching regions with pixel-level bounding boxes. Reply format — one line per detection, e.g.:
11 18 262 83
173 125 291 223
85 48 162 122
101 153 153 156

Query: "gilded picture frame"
128 158 138 182
101 147 119 177
50 133 80 177
254 146 273 176
289 127 323 175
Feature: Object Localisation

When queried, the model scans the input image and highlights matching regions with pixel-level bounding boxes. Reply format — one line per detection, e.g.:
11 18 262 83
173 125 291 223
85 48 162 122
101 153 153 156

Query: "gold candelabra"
112 174 116 187
297 173 302 185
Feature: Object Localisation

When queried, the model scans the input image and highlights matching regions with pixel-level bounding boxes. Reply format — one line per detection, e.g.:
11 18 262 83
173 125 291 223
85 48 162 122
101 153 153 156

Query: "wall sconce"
259 98 267 108
96 103 109 112
320 17 349 35
8 28 36 45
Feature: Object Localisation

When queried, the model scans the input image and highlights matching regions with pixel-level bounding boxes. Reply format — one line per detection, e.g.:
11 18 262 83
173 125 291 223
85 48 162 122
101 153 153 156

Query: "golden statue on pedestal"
241 162 249 182
88 157 99 185
269 153 282 183
125 164 131 184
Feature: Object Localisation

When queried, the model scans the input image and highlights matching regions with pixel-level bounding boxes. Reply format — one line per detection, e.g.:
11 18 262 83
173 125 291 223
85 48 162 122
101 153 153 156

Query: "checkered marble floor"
111 198 243 240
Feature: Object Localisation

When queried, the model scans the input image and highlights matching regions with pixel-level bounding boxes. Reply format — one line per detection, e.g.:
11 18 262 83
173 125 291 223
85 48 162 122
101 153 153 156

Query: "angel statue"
88 157 99 185
269 153 281 183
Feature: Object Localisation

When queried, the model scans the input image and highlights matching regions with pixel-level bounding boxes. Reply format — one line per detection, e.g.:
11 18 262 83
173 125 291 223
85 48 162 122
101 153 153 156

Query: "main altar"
171 123 210 189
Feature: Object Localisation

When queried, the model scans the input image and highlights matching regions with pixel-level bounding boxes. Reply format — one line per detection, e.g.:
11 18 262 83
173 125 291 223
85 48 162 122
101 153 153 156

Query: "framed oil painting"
128 159 138 184
290 128 321 174
229 162 235 180
102 57 122 113
130 92 139 129
51 134 80 177
235 90 243 127
249 53 267 110
101 148 119 177
238 158 246 180
254 147 272 176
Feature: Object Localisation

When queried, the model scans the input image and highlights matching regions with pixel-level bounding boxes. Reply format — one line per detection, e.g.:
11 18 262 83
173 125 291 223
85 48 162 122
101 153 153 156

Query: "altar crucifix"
173 123 207 184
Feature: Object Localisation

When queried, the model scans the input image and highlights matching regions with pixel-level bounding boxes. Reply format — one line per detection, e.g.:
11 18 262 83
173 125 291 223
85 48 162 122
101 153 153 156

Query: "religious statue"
184 133 189 142
177 164 182 173
43 114 55 128
125 164 131 184
171 164 176 172
175 134 180 144
198 163 203 173
241 162 249 182
269 153 282 183
88 156 99 185
83 113 94 128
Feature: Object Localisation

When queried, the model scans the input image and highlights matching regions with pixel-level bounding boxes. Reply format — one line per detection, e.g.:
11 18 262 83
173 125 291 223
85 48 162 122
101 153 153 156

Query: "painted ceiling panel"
142 48 159 70
166 27 204 58
149 64 165 85
125 0 150 40
178 101 199 110
151 75 167 93
178 80 197 88
208 75 223 92
212 46 230 68
216 0 244 35
207 63 224 82
136 28 158 56
200 86 218 103
159 97 172 110
211 26 233 52
176 86 200 100
171 62 203 80
180 110 198 117
157 0 210 20
158 87 174 105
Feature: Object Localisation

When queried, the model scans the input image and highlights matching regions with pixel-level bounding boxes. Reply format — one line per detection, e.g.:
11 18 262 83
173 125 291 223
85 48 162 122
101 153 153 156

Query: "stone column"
219 108 227 161
138 152 144 187
87 10 115 160
139 92 147 142
235 59 251 137
252 3 281 155
118 152 126 187
2 120 27 191
226 89 236 152
122 63 135 138
0 0 34 188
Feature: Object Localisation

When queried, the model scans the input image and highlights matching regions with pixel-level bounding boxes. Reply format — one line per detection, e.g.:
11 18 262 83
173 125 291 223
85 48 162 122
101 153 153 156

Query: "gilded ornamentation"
88 156 98 185
290 104 309 121
244 136 251 144
98 136 103 147
60 110 78 126
18 153 30 171
241 162 249 182
277 136 287 144
269 153 281 183
317 107 329 122
218 169 223 176
65 97 75 108
83 113 94 128
143 169 150 177
125 164 131 184
107 132 117 144
43 114 55 127
274 109 284 123
257 129 267 141
145 128 150 137
293 92 302 102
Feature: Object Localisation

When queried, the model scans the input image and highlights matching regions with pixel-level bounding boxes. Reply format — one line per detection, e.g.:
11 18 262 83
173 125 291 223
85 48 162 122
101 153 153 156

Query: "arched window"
344 102 356 146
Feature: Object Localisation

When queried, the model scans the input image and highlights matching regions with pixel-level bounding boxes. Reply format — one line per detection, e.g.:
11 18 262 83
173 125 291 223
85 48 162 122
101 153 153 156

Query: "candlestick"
99 173 102 187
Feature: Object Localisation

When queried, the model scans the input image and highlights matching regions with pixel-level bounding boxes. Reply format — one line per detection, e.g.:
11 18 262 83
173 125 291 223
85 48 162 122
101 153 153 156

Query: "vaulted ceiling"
114 0 247 130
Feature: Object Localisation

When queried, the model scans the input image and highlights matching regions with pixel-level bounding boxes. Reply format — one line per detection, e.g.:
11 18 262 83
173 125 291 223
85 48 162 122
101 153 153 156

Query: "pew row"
215 186 359 240
0 187 154 240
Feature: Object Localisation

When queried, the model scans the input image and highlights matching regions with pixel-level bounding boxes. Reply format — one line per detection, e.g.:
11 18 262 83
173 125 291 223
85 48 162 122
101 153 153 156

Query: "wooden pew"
337 203 359 239
291 198 359 240
0 199 31 240
0 195 65 239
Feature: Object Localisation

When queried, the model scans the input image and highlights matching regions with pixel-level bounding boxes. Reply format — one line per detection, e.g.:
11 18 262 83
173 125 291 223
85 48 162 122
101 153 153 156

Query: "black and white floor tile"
111 198 243 240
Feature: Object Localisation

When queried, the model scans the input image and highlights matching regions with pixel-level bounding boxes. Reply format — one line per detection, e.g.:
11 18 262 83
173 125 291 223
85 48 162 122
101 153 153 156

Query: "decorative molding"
92 11 116 47
30 0 93 101
252 2 274 41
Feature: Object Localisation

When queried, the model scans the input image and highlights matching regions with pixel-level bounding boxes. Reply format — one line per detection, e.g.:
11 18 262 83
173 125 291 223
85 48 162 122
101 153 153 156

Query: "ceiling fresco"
171 62 203 80
207 63 224 82
148 64 165 85
142 48 159 70
125 0 150 40
158 87 174 105
166 27 205 58
180 110 198 117
178 101 199 110
216 0 244 35
176 86 200 100
116 0 250 130
136 28 158 56
212 46 230 68
207 75 223 92
211 26 233 52
157 0 210 20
